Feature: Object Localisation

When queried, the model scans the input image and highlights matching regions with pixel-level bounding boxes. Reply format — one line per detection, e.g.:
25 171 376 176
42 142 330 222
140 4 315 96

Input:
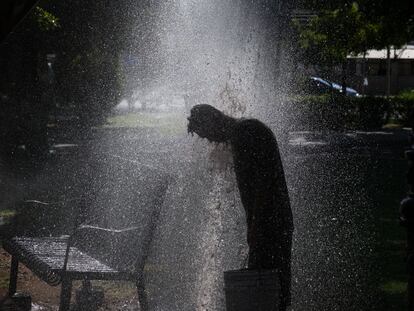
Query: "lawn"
371 156 409 310
104 111 187 135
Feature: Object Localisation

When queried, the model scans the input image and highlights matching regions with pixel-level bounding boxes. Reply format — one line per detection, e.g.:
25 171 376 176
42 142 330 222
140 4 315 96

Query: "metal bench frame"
2 156 169 310
3 232 150 311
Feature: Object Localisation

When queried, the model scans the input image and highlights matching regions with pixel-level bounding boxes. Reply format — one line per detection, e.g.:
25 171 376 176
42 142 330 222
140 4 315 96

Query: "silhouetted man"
187 104 293 310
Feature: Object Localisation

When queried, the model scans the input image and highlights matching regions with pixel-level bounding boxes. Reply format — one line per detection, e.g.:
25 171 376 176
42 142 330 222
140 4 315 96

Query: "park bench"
2 154 170 311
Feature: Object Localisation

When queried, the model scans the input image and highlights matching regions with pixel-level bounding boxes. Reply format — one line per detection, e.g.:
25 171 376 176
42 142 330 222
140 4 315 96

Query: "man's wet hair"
187 104 234 142
188 105 224 132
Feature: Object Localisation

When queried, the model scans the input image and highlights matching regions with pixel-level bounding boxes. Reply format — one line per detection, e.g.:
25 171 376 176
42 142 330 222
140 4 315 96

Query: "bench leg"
59 277 72 311
8 256 18 296
137 279 148 311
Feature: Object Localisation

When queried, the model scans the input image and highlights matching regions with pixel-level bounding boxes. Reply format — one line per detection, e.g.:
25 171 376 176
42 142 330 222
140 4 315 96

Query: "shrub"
281 95 390 131
389 90 414 127
398 89 414 101
348 96 389 130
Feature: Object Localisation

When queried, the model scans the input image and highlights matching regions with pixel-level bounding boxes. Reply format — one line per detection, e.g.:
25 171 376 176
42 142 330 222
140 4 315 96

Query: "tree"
1 0 136 159
0 3 60 160
294 0 414 94
295 2 378 93
360 0 414 96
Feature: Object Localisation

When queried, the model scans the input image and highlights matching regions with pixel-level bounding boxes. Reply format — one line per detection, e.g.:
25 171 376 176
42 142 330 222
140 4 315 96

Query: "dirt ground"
0 248 140 310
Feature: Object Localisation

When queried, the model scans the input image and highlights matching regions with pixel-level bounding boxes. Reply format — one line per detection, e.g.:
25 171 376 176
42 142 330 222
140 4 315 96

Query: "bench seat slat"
3 236 134 285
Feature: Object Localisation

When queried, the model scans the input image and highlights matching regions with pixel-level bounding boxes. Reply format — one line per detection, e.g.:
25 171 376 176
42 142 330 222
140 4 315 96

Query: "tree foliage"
295 0 414 68
296 2 378 67
0 0 134 160
33 6 59 31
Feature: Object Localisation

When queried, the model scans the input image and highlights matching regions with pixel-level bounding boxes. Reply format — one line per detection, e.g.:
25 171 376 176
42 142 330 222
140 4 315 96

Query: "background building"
348 42 414 95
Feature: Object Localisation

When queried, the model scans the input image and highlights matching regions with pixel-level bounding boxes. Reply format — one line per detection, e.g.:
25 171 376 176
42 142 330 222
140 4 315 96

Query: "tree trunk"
362 52 367 96
341 61 347 96
386 46 391 97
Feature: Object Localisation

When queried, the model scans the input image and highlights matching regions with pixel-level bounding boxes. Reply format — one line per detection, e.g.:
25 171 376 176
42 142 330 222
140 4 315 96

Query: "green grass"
0 209 16 218
398 89 414 101
383 123 404 129
377 247 408 310
104 112 187 135
381 281 407 295
370 158 409 310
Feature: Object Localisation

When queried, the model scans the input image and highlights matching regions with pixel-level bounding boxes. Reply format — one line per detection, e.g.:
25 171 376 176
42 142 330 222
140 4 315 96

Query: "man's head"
187 104 236 143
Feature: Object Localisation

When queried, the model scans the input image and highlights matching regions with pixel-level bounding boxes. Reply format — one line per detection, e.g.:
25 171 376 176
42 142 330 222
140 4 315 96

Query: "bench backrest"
72 154 170 273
